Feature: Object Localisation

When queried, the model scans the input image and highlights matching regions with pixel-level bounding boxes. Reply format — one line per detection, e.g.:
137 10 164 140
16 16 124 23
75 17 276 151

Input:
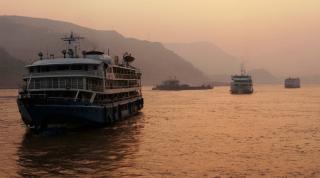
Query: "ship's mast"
61 32 84 58
241 63 246 75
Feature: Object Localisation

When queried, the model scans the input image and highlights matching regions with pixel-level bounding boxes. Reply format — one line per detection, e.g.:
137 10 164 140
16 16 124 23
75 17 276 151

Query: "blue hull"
17 97 144 130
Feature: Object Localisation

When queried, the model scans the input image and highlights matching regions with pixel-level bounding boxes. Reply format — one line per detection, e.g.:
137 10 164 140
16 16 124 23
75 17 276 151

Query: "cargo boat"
152 78 212 91
285 77 300 88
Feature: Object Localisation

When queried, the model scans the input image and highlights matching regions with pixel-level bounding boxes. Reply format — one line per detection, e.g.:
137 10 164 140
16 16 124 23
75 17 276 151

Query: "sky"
1 0 320 75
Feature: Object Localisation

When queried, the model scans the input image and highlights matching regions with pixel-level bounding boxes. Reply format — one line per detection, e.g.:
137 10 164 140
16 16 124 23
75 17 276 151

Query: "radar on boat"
123 52 135 64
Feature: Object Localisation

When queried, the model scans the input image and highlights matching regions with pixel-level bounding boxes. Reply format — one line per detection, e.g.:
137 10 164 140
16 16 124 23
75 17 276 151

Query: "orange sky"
1 0 320 75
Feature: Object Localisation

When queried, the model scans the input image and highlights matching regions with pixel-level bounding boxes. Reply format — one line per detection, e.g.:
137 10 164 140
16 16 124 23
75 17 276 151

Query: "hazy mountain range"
0 15 318 88
0 15 208 87
165 41 320 84
207 68 278 85
0 47 25 88
164 42 282 83
165 42 240 75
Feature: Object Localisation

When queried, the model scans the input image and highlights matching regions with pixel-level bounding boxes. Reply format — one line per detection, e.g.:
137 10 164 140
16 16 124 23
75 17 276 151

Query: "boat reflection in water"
16 114 144 177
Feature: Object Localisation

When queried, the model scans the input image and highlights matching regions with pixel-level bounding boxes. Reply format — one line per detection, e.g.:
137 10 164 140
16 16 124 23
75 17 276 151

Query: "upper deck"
24 57 140 79
231 75 252 82
285 78 300 83
22 48 142 93
19 32 143 105
285 77 300 88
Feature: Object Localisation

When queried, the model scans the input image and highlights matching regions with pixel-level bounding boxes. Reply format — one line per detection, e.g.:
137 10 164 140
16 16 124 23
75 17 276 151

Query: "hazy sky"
1 0 320 75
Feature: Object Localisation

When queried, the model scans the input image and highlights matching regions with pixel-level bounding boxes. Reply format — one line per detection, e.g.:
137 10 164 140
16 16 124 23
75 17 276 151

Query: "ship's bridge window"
88 65 98 71
57 65 69 71
30 64 100 72
40 66 50 72
113 67 117 73
71 65 83 70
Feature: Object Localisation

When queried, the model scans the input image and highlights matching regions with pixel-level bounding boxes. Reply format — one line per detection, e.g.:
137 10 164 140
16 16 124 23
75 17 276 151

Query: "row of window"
29 77 84 89
87 78 104 91
232 84 252 87
111 67 141 79
28 77 139 91
112 67 136 74
29 65 98 73
29 65 141 81
105 80 139 89
114 73 141 79
95 91 140 103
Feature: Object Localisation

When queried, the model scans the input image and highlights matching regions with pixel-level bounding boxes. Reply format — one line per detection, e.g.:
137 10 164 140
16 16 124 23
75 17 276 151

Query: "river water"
0 85 320 177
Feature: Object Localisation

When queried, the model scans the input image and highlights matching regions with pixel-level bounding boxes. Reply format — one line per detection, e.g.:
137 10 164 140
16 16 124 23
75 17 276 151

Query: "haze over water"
1 86 320 177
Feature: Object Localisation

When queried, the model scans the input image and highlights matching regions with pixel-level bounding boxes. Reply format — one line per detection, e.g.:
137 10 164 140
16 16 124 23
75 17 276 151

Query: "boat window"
71 78 77 89
35 79 40 89
53 78 58 88
57 65 69 71
59 78 66 88
41 66 50 72
71 65 82 70
48 78 53 88
78 78 83 89
88 65 98 71
113 67 118 73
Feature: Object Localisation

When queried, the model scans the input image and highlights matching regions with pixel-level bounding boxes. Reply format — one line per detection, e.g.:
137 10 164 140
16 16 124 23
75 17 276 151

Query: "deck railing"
114 73 141 79
24 70 103 78
26 95 141 105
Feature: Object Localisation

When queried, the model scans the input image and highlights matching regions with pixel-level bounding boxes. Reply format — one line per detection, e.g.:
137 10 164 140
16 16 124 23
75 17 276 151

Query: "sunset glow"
1 0 320 75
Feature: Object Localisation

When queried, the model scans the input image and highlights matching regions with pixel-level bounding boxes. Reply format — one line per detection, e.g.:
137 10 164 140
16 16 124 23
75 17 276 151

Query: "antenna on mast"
241 63 246 75
61 32 84 58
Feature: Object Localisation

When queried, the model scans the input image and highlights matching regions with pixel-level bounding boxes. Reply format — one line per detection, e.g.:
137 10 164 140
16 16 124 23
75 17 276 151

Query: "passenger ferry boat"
285 77 300 88
17 32 144 130
230 65 253 94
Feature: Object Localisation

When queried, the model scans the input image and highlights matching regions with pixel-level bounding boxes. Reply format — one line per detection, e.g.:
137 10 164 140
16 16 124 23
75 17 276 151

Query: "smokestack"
114 56 119 65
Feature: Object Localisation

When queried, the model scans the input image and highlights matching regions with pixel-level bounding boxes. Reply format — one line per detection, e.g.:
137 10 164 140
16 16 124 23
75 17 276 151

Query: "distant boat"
230 65 253 94
152 78 213 91
285 77 301 88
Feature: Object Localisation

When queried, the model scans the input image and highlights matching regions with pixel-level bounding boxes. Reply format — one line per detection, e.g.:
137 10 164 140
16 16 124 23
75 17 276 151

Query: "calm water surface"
0 85 320 177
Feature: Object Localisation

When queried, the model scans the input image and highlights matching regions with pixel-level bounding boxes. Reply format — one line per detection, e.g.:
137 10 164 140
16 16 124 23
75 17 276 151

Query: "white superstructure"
17 32 143 130
230 64 253 94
